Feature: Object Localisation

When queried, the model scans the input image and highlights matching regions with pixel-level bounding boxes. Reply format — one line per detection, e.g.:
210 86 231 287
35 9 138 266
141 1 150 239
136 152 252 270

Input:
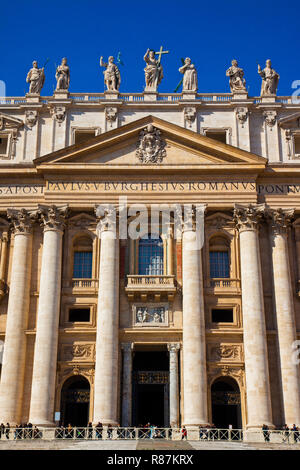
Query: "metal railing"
1 427 300 444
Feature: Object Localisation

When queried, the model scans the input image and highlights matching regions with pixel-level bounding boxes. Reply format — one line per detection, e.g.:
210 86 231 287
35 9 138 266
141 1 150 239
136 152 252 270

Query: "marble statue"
55 57 70 91
179 57 198 92
226 60 246 93
258 59 279 96
100 56 121 91
26 61 45 94
144 49 164 91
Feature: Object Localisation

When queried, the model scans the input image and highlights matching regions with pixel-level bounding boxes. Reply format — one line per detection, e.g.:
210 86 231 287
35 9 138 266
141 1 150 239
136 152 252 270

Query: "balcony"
206 278 241 294
125 275 176 301
62 278 98 294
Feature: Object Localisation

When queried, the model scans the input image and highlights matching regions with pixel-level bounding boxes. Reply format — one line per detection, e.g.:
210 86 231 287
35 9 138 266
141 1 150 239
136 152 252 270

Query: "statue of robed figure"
144 48 166 92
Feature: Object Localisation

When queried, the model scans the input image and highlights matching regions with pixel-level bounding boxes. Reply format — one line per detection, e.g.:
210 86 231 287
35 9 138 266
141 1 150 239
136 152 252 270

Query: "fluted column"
182 204 208 426
0 232 9 299
93 206 119 425
0 209 35 424
234 204 273 428
268 208 300 426
121 342 133 427
168 343 180 427
29 205 67 426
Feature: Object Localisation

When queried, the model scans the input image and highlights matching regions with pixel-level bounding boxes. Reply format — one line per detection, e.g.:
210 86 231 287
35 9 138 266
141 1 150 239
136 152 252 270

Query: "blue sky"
1 0 299 96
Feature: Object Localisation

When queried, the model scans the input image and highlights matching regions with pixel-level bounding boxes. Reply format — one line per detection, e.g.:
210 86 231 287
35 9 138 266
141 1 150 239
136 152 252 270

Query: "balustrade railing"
0 94 298 105
1 427 300 444
126 275 176 288
209 278 240 289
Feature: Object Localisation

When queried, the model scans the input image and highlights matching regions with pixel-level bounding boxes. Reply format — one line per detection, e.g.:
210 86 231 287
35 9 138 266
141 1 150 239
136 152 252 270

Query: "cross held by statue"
155 46 170 64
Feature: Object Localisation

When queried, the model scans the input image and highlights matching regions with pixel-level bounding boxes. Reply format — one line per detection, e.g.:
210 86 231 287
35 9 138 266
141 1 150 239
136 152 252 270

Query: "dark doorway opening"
60 376 90 426
211 377 242 429
132 351 169 427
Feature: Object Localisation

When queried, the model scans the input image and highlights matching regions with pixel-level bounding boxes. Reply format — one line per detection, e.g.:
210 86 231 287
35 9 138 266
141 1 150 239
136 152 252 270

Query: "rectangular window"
69 308 90 322
74 131 96 145
295 135 300 155
0 136 8 155
205 131 227 144
212 308 233 323
210 251 229 278
73 251 92 278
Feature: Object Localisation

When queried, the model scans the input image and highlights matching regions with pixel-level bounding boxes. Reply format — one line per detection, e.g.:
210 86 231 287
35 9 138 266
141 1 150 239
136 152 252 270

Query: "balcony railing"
62 279 98 291
126 275 176 289
208 278 241 290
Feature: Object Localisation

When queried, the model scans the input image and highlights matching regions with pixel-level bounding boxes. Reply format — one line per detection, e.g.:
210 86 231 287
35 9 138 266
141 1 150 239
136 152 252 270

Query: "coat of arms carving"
136 124 166 164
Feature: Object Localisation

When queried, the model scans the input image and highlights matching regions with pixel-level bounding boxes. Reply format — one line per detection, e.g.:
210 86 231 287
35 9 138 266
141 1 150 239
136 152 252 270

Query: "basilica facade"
0 55 300 430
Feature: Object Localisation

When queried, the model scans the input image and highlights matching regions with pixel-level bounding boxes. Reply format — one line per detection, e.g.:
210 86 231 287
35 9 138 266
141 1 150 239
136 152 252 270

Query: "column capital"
234 204 265 232
95 204 117 235
182 204 207 233
38 204 68 232
121 342 134 352
167 342 181 352
7 208 37 235
266 207 294 235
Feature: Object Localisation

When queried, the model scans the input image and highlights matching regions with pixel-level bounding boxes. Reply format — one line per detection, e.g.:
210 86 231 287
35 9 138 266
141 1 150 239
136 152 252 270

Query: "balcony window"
210 251 230 278
73 251 92 278
138 235 163 275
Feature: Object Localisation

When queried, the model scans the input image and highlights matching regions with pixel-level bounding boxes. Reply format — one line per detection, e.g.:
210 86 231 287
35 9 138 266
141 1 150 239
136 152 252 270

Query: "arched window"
209 236 230 278
138 235 163 275
73 236 93 279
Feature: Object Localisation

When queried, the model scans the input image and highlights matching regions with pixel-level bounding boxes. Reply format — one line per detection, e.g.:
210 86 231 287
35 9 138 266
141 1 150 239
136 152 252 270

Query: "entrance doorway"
211 377 242 429
60 376 90 426
132 351 169 427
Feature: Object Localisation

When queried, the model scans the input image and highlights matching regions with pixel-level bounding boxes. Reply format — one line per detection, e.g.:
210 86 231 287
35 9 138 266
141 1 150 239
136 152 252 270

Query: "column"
0 232 9 299
268 208 300 426
167 227 174 275
0 209 35 424
234 204 273 428
168 343 180 427
182 204 209 427
93 206 119 425
29 205 67 425
121 342 133 427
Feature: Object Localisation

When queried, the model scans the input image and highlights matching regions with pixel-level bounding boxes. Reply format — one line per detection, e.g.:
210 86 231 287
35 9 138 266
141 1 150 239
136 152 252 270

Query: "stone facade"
0 86 299 429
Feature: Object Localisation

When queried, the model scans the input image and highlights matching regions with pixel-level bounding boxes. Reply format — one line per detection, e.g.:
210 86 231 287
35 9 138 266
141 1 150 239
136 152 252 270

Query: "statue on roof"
55 57 70 91
258 59 279 96
100 56 121 91
144 47 169 92
226 59 246 93
179 57 198 92
26 61 45 95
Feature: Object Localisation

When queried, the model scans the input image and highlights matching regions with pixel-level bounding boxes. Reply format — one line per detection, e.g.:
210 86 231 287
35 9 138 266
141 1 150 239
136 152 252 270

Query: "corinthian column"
93 205 119 425
0 209 35 424
234 204 273 428
182 204 208 427
268 208 300 426
168 343 180 427
29 205 67 426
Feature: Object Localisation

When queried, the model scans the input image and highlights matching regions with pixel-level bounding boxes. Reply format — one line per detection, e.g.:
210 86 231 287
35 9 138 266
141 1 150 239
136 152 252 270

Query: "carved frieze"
207 364 245 388
50 105 66 125
208 343 243 362
58 364 95 386
264 110 277 128
132 303 169 327
105 107 118 127
184 107 196 127
61 343 95 362
235 107 248 127
25 110 38 128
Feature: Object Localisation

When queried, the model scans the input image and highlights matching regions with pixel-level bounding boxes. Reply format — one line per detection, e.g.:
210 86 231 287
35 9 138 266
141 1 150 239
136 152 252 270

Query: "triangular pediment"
0 112 23 130
278 112 300 128
34 115 266 172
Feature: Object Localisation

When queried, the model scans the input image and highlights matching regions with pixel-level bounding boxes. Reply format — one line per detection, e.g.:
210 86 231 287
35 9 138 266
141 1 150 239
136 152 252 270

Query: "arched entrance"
60 376 90 426
211 377 242 429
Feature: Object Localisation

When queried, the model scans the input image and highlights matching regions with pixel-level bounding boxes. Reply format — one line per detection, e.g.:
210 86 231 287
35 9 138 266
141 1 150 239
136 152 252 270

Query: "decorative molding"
61 343 95 362
184 106 196 128
207 364 245 388
208 343 243 362
25 110 38 128
263 110 277 128
50 105 66 125
235 107 248 127
132 303 169 327
136 124 166 164
105 107 118 127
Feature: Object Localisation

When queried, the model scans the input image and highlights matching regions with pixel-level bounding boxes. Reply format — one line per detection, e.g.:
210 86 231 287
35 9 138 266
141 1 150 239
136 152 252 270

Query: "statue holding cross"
143 46 169 92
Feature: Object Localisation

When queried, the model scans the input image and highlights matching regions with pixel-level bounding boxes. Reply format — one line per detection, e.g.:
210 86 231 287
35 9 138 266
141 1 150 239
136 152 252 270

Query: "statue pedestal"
261 94 276 103
143 90 157 101
104 91 119 100
181 91 197 100
54 90 69 100
232 91 248 101
26 93 40 103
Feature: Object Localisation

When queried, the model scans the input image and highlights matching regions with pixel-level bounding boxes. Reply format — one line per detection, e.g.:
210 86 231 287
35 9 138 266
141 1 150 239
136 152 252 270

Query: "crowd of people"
0 423 41 439
262 424 300 442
